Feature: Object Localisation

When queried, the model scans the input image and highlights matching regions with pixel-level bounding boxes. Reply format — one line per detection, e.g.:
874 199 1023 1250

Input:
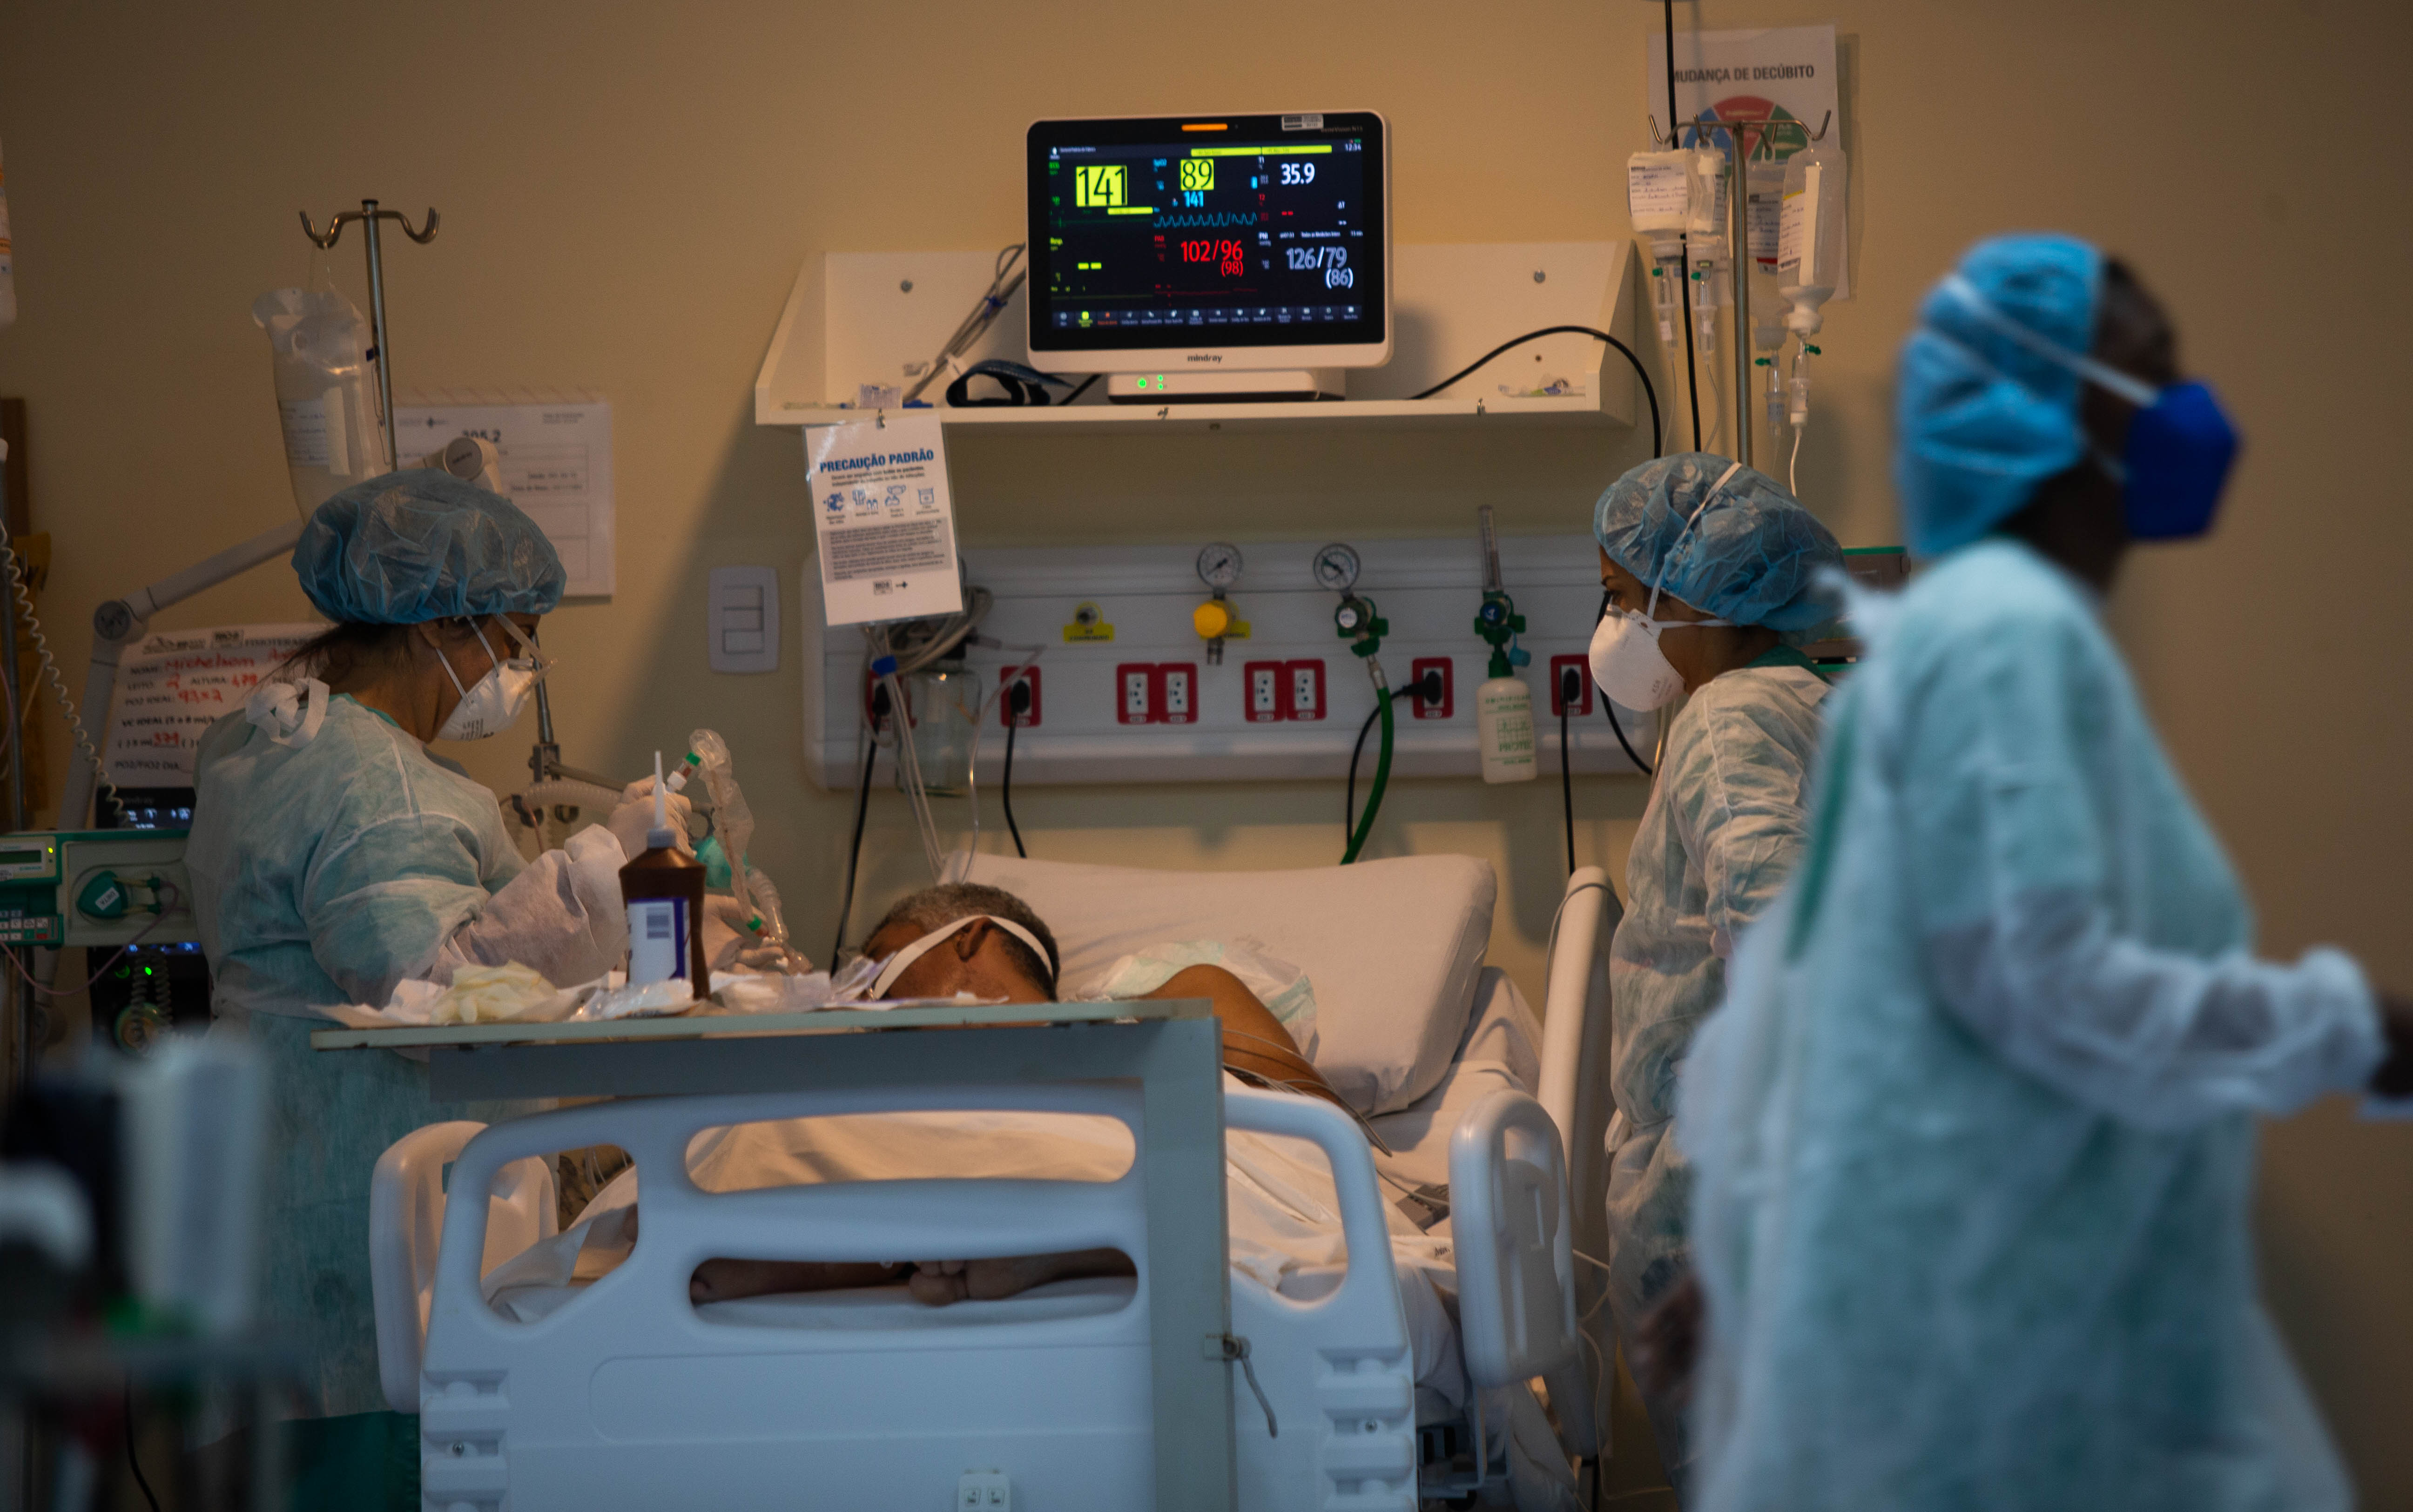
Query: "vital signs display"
1025 112 1389 361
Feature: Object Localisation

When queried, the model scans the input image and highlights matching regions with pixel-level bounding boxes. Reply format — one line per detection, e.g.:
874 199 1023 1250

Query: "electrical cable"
1559 668 1579 874
1001 679 1029 859
124 1383 160 1512
1061 374 1099 405
1601 699 1655 778
828 693 883 965
902 244 1027 404
1406 326 1662 458
1665 0 1702 450
1341 678 1396 866
1343 676 1434 843
0 513 118 824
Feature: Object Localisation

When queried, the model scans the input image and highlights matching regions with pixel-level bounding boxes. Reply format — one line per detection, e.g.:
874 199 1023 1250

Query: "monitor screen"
1026 112 1387 359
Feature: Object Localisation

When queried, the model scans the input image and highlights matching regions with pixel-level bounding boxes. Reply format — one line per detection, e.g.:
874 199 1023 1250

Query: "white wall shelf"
754 242 1643 436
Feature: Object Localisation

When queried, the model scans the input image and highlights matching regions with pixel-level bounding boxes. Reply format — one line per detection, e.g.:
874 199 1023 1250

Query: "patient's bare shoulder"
1143 963 1262 1007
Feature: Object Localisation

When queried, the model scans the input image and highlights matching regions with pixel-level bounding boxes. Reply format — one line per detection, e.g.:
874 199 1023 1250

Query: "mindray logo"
1186 354 1222 363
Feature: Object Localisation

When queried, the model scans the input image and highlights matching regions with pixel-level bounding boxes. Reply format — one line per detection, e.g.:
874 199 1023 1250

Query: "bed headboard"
958 852 1495 1116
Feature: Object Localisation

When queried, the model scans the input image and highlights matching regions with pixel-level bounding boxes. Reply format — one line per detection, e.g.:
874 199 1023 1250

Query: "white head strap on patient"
868 913 1055 1000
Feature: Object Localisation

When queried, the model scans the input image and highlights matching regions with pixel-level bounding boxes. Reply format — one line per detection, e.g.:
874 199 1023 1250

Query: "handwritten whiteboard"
102 625 320 786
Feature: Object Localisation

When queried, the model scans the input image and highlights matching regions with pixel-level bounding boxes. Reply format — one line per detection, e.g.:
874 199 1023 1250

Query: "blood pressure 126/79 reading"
1038 137 1370 337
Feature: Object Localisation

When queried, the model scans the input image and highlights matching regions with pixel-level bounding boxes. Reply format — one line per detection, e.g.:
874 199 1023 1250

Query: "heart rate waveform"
1156 211 1260 230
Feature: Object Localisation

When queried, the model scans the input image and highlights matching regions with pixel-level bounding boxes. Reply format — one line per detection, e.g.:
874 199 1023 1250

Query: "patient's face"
860 917 1051 1003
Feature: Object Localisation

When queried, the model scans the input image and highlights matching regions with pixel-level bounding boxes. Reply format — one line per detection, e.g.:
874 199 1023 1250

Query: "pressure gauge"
1196 542 1244 590
1311 543 1361 593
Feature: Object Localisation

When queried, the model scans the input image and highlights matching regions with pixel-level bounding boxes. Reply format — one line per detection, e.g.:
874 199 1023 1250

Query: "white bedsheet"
481 1075 1470 1410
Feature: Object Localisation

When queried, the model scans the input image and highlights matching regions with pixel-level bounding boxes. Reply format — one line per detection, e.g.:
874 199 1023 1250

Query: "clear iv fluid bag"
1777 145 1848 336
253 283 391 517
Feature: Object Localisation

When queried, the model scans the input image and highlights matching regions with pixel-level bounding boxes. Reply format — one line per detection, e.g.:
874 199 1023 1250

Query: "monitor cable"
1665 0 1703 450
1408 326 1662 458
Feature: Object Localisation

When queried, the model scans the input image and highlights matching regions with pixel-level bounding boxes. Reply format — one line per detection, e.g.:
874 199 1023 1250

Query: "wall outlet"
999 665 1041 728
957 1471 1011 1508
1117 663 1156 725
1244 660 1286 723
1408 657 1454 719
1547 654 1592 716
1158 663 1197 725
1283 659 1326 721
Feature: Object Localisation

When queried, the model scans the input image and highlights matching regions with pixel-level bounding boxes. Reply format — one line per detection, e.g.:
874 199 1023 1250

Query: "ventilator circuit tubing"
1406 326 1663 458
1341 679 1396 866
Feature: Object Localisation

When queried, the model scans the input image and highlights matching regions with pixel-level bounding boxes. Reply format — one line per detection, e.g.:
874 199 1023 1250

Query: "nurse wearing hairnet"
1589 451 1844 1487
1672 236 2413 1510
187 473 678 1453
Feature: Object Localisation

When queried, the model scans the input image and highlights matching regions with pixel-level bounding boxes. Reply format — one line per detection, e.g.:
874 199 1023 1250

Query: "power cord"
1665 0 1703 452
1344 672 1441 841
828 685 886 965
1001 676 1032 859
1407 326 1662 458
1559 665 1581 873
125 1382 160 1512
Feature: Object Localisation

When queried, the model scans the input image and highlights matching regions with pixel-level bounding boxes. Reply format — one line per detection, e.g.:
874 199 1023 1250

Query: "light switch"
708 566 780 674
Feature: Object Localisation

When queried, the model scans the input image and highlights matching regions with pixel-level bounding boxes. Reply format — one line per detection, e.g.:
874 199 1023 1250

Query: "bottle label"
627 896 690 985
278 397 331 468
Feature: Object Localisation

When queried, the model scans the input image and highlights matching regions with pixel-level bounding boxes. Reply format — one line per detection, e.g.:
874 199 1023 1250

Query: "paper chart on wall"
102 624 321 786
806 413 963 626
1648 23 1848 301
393 393 616 597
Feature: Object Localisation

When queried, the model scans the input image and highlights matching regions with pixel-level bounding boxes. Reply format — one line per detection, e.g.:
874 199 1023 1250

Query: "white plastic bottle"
0 138 17 329
1777 143 1849 337
1476 675 1536 785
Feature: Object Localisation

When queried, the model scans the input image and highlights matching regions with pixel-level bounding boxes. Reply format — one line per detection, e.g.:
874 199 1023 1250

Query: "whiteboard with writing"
103 625 321 786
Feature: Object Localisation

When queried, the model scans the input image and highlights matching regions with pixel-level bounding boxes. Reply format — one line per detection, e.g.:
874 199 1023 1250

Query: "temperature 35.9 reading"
1279 161 1316 185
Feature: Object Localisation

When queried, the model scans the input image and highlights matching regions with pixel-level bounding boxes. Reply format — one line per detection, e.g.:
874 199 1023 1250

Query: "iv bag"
1625 148 1723 236
1777 144 1849 335
252 275 389 517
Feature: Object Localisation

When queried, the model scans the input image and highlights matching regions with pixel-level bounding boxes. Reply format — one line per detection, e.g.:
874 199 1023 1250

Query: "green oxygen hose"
1341 679 1395 864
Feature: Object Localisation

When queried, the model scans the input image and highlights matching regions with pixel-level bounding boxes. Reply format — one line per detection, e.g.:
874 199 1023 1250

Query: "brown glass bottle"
620 825 709 998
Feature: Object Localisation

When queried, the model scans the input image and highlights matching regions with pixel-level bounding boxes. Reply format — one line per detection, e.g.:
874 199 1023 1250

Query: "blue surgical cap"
1592 452 1845 633
292 470 567 625
1894 234 2104 557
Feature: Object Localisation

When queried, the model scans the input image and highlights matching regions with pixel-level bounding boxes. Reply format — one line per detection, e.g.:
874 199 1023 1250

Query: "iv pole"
299 200 439 473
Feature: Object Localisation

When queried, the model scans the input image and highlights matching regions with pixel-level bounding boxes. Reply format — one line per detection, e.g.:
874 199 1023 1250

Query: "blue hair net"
1592 452 1845 633
292 470 567 625
1894 234 2103 557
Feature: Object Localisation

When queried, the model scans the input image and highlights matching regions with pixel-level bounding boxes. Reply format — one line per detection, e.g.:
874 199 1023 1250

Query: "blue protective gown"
190 694 541 1418
1604 650 1830 1478
1679 539 2383 1512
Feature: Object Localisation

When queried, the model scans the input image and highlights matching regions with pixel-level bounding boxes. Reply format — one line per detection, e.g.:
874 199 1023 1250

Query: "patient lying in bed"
490 883 1449 1306
688 880 1358 1306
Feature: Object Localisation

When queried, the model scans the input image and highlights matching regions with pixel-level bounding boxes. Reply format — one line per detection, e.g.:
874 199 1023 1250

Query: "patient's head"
862 883 1061 1002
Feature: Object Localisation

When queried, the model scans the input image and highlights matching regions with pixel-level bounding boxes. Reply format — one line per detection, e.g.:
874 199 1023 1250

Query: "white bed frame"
373 869 1624 1511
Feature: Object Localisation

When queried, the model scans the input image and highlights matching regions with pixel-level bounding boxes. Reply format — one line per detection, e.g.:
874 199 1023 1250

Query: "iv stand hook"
296 199 442 475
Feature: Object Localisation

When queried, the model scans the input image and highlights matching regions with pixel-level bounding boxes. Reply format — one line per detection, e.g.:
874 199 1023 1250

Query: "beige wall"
3 0 2407 1491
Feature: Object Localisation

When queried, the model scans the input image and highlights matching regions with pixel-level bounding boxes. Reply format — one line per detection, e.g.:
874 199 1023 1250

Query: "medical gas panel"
800 535 1656 790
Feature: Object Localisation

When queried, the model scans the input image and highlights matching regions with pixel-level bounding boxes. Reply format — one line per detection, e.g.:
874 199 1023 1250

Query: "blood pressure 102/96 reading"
1040 137 1370 335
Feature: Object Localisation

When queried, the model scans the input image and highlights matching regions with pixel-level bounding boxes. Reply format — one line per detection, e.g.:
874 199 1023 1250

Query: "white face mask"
1588 461 1743 712
433 619 544 742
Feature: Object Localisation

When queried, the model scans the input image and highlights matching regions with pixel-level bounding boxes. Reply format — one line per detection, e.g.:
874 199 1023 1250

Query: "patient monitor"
1025 111 1391 402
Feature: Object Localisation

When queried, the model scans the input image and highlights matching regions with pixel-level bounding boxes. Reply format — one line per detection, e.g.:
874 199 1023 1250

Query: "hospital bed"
370 855 1624 1509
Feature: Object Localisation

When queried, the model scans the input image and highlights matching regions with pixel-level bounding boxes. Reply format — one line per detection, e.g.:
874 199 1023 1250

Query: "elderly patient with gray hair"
580 882 1376 1310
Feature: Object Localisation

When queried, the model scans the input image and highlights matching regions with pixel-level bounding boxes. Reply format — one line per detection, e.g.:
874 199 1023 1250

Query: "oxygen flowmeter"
1193 542 1244 665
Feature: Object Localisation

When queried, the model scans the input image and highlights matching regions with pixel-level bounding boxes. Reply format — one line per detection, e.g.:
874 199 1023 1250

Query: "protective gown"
1604 651 1829 1475
190 692 626 1417
1679 538 2383 1512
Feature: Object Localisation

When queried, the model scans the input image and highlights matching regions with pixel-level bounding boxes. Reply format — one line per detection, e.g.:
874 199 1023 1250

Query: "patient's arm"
1144 964 1348 1113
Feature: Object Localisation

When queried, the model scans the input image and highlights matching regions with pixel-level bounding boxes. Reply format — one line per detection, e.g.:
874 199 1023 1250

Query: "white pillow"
959 853 1496 1115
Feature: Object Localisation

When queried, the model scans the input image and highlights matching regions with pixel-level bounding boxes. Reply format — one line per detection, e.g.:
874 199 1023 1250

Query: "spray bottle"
1471 506 1536 785
620 752 708 996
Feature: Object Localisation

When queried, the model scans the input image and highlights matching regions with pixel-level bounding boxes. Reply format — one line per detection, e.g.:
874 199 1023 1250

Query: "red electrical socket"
1283 659 1326 721
1408 658 1454 719
1243 661 1287 723
1547 655 1592 716
1116 663 1156 725
1157 663 1198 725
999 665 1041 728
